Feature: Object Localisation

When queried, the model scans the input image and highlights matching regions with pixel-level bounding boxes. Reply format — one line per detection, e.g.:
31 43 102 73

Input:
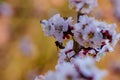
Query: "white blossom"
68 0 98 13
41 14 73 43
58 40 75 63
36 57 107 80
72 57 107 80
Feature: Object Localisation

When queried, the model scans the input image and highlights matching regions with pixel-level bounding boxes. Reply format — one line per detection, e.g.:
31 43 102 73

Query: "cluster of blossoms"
72 15 120 61
41 14 120 61
37 0 120 80
35 57 106 80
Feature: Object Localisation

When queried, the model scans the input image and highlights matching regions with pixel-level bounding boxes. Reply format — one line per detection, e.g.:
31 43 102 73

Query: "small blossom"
68 0 98 13
41 14 73 43
58 40 75 63
110 61 120 75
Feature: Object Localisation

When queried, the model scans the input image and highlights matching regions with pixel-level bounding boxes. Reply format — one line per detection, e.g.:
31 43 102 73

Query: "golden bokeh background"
0 0 120 80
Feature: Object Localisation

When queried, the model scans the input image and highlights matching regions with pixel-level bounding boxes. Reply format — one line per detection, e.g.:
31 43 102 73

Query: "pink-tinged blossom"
41 14 73 43
73 15 120 61
35 57 107 80
68 0 98 13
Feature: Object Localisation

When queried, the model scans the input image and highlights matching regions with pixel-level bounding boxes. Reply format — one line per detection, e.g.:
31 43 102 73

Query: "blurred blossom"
68 0 98 14
19 36 35 57
0 2 13 47
0 2 13 17
36 57 107 80
110 60 120 75
111 0 120 21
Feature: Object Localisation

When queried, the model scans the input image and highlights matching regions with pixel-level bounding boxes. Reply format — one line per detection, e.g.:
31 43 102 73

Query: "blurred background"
0 0 120 80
